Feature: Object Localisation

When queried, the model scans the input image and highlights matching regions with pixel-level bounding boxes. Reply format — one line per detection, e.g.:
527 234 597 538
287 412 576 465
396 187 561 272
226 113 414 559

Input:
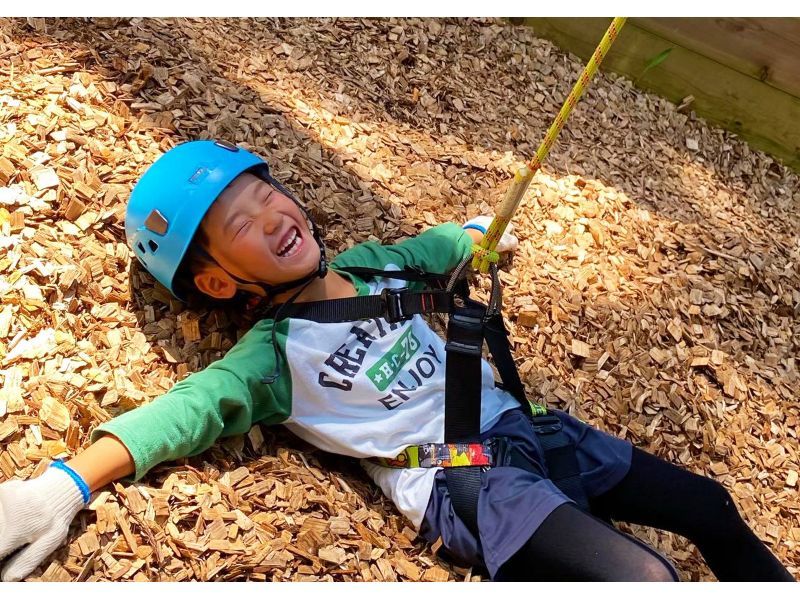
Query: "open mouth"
277 226 303 258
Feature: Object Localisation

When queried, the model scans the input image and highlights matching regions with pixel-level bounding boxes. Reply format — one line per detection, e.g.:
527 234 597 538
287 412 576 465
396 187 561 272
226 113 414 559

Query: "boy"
0 141 793 582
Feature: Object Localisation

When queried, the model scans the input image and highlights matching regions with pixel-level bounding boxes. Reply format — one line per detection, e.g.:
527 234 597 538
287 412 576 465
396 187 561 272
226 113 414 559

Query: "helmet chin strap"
195 172 328 303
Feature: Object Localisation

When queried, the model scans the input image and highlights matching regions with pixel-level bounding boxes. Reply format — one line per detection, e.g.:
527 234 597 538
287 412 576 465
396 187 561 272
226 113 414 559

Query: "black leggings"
496 447 794 581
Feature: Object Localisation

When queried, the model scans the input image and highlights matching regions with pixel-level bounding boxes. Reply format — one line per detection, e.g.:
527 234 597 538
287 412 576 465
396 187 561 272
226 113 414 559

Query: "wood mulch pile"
0 17 798 581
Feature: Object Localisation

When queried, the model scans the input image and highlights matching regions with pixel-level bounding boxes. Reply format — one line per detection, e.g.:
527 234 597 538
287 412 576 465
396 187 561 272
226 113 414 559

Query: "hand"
463 216 519 253
0 465 87 581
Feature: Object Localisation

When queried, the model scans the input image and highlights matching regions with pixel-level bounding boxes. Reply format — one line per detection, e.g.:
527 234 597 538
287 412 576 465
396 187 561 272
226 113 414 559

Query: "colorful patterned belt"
370 403 549 469
370 440 495 469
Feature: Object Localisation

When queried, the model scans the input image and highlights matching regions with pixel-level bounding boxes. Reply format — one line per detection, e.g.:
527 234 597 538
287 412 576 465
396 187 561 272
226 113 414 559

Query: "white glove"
463 216 519 253
0 464 87 581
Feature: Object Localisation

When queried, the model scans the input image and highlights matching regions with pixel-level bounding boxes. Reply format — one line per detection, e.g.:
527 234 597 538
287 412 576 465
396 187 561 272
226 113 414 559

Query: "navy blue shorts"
418 408 632 579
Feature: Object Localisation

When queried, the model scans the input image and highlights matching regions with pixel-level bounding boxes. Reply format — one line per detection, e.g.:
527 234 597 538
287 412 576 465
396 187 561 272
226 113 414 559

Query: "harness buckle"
490 436 509 466
445 310 484 356
403 265 427 277
381 287 411 323
530 414 563 435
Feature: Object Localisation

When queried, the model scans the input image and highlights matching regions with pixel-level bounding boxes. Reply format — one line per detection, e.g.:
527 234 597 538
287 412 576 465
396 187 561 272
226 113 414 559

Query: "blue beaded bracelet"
462 223 487 234
51 460 91 505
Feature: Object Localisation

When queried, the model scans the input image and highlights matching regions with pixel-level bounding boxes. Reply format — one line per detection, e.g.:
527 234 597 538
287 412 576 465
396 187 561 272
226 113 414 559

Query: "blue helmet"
126 140 268 298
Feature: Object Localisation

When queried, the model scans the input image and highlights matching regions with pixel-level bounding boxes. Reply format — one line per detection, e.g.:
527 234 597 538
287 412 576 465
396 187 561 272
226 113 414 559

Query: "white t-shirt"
284 270 519 526
94 223 520 528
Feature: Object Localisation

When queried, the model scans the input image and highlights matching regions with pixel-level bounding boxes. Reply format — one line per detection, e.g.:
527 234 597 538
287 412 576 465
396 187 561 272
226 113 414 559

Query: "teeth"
278 228 300 257
278 230 296 255
285 234 302 257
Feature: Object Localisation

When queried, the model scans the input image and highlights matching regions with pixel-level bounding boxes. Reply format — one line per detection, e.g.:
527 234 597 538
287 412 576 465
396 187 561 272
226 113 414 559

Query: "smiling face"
191 172 320 299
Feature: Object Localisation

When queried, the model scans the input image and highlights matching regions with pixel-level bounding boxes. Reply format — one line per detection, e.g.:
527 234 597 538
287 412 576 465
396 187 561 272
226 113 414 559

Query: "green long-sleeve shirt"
91 223 475 481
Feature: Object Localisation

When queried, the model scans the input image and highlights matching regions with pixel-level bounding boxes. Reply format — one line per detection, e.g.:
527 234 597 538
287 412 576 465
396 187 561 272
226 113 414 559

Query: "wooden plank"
634 18 800 99
522 18 800 171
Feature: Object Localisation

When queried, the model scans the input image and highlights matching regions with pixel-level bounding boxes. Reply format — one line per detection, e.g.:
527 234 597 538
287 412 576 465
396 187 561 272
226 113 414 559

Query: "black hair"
172 225 214 298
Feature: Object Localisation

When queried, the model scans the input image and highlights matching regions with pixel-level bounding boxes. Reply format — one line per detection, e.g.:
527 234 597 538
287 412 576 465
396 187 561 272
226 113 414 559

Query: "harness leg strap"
532 415 590 511
444 467 483 536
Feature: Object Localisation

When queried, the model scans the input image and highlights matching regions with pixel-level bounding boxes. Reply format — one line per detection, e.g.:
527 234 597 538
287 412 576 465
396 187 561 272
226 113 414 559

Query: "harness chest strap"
266 266 455 324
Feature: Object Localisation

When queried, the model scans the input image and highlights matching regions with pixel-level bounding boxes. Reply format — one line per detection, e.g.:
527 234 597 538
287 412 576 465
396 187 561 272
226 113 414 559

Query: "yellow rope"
474 17 627 272
471 243 499 265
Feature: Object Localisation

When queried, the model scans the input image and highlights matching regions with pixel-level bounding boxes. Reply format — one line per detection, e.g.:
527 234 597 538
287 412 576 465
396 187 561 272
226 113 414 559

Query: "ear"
193 267 238 300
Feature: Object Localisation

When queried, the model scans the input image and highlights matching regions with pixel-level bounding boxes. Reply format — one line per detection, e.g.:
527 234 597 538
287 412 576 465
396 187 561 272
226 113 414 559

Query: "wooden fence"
519 18 800 171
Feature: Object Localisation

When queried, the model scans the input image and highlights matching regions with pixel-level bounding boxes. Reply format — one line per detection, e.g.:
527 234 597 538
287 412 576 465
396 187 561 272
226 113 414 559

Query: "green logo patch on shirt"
366 327 421 391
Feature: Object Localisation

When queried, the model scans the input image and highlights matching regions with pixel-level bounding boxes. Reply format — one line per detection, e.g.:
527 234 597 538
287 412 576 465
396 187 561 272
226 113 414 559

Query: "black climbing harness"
264 256 589 534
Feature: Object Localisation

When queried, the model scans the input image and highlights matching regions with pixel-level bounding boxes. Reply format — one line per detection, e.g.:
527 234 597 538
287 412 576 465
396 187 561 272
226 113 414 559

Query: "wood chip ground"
0 17 798 582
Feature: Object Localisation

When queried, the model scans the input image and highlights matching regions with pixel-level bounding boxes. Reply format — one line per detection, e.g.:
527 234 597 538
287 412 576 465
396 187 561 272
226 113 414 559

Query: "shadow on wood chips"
0 17 797 581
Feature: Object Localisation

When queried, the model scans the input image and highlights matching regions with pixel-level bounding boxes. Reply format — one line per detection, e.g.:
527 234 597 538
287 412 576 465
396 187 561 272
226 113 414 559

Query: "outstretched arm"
462 215 519 253
463 225 484 245
0 435 135 581
65 434 135 492
0 319 290 581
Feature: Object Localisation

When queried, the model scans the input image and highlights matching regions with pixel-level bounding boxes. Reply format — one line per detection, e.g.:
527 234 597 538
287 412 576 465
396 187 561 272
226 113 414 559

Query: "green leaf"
636 48 673 83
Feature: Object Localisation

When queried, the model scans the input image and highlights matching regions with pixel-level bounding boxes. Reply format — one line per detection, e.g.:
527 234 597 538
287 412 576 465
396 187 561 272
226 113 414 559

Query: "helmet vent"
144 209 169 235
148 240 159 253
214 140 239 152
137 241 146 254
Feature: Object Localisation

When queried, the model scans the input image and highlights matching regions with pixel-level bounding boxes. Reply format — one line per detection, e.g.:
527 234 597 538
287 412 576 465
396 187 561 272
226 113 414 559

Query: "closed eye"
235 220 252 238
